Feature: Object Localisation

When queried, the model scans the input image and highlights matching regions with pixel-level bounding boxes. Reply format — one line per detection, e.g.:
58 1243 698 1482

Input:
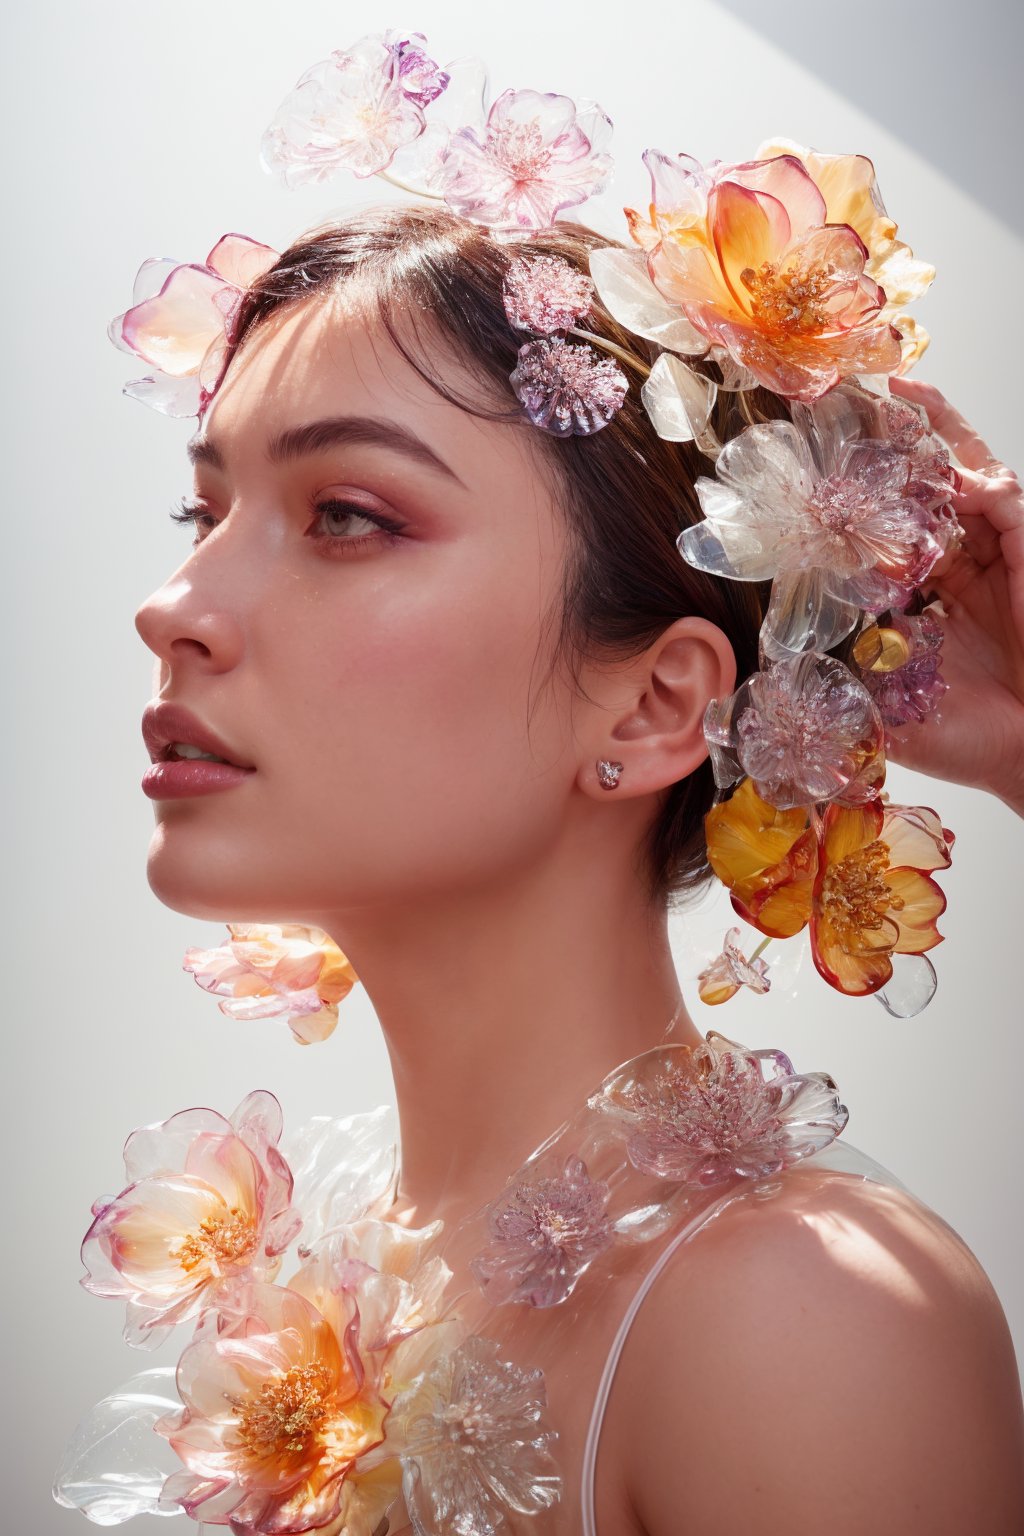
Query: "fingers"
889 374 1010 476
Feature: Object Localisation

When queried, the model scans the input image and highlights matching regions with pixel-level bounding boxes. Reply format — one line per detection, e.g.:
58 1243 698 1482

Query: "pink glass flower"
592 1034 848 1185
260 30 449 187
80 1091 301 1348
679 379 955 657
697 928 771 1005
388 1334 560 1532
439 87 613 230
853 609 948 729
502 253 594 334
510 337 627 437
154 1281 396 1534
703 651 885 809
108 234 278 417
625 148 904 402
469 1153 613 1308
183 923 358 1045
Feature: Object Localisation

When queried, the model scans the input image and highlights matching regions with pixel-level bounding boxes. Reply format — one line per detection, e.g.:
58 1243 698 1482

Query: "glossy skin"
135 298 1024 1531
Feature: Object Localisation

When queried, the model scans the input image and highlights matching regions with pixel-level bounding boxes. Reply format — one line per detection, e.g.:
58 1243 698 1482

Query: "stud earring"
597 759 624 791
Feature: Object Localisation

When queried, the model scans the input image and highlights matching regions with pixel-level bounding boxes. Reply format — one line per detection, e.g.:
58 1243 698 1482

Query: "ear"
575 617 737 801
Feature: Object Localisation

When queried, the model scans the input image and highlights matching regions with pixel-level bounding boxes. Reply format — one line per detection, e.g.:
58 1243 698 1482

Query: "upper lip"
142 702 255 769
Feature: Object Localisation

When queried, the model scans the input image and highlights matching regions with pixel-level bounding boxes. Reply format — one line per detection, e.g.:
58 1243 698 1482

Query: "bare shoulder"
604 1165 1024 1536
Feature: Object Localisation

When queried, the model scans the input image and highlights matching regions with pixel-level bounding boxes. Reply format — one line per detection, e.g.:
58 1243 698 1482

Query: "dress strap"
579 1182 744 1536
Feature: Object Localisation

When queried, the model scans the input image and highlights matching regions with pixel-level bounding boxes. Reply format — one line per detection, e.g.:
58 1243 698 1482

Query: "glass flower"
679 380 954 657
469 1153 613 1307
705 778 955 997
696 927 771 1005
154 1280 396 1535
260 30 450 187
625 148 904 402
754 137 935 371
183 923 358 1044
852 609 948 729
108 233 278 417
592 1033 848 1184
439 87 613 229
388 1333 560 1536
80 1090 301 1348
703 652 885 809
510 337 628 436
502 253 594 334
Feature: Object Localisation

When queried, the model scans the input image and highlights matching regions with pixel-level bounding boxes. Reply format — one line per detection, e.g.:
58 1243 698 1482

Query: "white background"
6 2 1022 1530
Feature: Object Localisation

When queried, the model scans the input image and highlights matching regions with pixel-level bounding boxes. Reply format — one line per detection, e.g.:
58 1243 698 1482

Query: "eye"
170 498 218 543
309 497 406 556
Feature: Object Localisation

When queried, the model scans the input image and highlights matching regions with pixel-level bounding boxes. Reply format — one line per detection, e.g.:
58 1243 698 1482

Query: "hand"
883 375 1024 816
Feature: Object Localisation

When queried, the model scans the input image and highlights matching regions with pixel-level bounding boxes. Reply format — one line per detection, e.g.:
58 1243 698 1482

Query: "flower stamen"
170 1207 259 1274
234 1362 334 1457
820 838 904 946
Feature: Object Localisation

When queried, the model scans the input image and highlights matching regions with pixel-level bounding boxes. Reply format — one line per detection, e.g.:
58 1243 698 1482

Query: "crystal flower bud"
852 609 947 729
510 337 628 436
502 253 594 334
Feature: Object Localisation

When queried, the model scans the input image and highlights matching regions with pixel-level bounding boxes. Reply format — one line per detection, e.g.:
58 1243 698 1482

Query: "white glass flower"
390 1334 560 1536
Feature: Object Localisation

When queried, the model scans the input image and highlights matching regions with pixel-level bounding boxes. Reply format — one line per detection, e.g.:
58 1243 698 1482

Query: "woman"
58 37 1024 1536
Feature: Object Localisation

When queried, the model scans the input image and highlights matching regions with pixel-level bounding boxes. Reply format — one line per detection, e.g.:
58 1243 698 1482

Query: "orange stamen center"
740 259 838 333
820 838 904 945
235 1362 334 1457
171 1207 259 1274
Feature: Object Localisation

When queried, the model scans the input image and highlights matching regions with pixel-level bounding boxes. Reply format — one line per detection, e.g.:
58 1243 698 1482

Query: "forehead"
201 289 529 483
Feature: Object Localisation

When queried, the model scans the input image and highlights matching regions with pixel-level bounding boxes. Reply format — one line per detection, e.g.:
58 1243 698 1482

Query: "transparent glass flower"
439 87 613 229
852 610 948 729
108 233 278 417
80 1090 300 1348
696 927 771 1005
510 337 627 437
260 30 449 187
703 651 885 809
679 380 954 657
592 1034 848 1185
469 1153 613 1307
502 253 594 334
389 1334 560 1536
624 147 904 402
183 922 358 1044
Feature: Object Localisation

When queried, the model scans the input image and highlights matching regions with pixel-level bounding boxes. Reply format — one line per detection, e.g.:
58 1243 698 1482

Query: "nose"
135 572 245 679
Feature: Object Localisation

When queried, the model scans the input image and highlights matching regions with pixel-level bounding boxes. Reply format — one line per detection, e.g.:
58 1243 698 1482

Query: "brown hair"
228 202 786 908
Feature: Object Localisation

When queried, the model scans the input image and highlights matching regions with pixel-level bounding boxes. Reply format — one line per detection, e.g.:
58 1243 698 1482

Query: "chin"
145 827 286 924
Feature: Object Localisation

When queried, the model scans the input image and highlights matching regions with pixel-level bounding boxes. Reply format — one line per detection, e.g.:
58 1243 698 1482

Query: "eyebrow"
186 414 466 487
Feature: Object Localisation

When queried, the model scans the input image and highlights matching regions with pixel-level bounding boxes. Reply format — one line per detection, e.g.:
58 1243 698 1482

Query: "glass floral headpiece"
112 26 960 1017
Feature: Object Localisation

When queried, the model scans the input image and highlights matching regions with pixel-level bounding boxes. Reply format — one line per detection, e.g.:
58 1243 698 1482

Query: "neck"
319 849 706 1230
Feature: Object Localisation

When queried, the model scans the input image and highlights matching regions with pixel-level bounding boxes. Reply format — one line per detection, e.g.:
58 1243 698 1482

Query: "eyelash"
170 497 406 556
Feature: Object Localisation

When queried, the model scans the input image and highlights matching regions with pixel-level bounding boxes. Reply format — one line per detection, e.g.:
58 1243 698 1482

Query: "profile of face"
135 290 617 927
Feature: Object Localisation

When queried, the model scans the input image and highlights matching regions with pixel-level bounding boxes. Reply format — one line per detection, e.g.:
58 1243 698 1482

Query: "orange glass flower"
754 138 935 372
625 149 907 402
706 779 954 996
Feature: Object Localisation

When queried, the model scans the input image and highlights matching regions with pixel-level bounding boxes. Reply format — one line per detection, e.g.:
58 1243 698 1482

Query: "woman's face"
135 291 584 924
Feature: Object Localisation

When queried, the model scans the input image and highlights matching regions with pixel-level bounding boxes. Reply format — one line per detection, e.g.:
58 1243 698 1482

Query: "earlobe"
581 618 736 800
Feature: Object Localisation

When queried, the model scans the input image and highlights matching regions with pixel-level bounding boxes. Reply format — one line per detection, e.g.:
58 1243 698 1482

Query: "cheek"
265 551 575 889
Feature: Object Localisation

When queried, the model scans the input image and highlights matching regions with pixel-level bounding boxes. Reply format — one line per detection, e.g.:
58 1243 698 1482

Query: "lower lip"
142 760 256 800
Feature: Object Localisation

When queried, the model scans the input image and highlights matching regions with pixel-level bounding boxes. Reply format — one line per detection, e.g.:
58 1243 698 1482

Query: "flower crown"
113 27 959 1018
